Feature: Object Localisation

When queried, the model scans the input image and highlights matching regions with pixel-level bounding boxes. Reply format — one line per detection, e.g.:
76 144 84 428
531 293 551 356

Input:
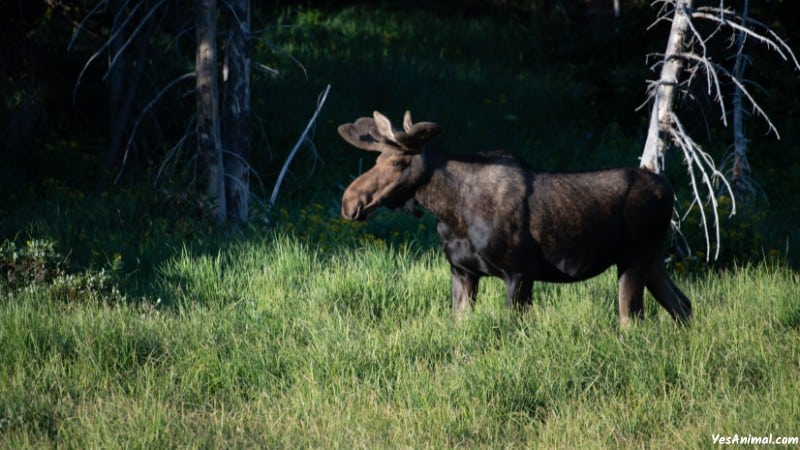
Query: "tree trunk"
195 0 227 223
106 0 128 172
222 0 251 222
640 0 694 173
730 0 749 194
105 0 151 176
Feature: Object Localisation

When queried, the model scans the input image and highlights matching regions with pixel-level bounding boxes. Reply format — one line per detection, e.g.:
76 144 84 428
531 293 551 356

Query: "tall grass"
2 233 798 448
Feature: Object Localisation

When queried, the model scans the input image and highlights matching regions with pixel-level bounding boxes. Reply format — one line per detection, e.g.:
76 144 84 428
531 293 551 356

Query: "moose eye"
391 160 408 169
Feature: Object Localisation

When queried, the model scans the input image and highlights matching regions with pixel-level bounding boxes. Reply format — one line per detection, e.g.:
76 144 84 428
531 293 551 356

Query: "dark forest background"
2 0 799 287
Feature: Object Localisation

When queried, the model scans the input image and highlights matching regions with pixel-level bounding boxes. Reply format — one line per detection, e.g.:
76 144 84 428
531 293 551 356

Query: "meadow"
1 232 799 448
2 3 800 448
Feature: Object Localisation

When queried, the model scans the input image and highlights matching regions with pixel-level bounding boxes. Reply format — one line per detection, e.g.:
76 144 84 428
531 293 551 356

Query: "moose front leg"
451 267 478 315
505 274 533 311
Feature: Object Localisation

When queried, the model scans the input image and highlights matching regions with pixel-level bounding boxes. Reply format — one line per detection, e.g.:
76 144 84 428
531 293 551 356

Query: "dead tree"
105 0 164 174
70 0 257 224
726 2 751 199
640 0 799 260
196 0 227 223
69 0 167 176
640 0 693 175
222 0 252 223
718 0 766 205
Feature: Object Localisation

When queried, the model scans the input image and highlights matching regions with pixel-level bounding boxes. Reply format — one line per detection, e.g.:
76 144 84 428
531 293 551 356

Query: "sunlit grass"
2 231 799 448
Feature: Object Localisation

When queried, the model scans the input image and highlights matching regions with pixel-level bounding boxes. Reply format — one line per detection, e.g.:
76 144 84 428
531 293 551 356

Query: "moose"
338 111 691 325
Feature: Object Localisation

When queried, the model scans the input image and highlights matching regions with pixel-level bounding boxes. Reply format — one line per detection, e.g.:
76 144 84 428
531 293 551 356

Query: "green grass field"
2 233 799 448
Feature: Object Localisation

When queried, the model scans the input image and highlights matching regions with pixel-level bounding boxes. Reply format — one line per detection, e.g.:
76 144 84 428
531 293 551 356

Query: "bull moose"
338 110 691 325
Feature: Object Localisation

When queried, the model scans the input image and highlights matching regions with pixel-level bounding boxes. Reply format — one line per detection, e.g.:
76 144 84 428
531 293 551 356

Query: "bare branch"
692 9 800 70
270 84 331 208
110 0 134 28
71 2 143 103
103 0 167 82
67 0 108 50
220 153 271 217
155 115 196 184
115 71 196 184
167 17 195 51
259 39 309 80
668 112 736 260
222 148 269 204
647 0 673 30
676 52 780 138
673 51 727 125
254 62 280 77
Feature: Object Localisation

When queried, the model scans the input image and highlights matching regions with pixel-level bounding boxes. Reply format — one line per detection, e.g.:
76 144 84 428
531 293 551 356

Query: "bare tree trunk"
107 0 127 171
196 0 227 224
640 0 694 173
729 0 750 195
222 0 251 223
105 0 152 175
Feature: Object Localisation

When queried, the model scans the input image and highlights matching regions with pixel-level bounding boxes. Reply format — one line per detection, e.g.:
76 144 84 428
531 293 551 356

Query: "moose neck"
413 148 472 231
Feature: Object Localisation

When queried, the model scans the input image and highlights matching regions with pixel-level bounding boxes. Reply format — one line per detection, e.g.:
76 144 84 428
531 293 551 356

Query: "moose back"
338 111 691 325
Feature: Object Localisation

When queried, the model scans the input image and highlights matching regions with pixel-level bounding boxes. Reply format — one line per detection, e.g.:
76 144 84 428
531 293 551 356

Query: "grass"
2 233 799 448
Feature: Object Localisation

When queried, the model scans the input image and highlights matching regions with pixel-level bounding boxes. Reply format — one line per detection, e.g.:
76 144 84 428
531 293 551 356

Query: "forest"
1 1 799 447
3 0 800 267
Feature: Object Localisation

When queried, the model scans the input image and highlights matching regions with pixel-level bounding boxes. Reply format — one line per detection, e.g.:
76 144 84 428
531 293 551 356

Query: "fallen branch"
269 84 331 209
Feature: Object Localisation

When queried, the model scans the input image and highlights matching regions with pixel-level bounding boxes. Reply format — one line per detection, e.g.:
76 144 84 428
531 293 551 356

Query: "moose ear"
338 117 399 153
338 119 382 152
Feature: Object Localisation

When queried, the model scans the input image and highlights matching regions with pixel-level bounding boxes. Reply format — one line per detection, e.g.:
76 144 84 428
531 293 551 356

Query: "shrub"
0 239 64 292
1 238 126 305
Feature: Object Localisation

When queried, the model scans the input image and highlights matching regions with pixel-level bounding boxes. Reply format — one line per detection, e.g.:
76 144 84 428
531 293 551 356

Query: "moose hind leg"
618 265 646 326
645 259 692 323
451 267 479 315
505 274 533 311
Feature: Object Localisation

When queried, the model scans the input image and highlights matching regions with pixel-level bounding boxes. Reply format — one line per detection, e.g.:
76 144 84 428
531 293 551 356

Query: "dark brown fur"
339 111 691 324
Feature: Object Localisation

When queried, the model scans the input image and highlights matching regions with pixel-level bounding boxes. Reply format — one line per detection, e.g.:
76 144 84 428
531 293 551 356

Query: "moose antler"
403 110 414 132
373 111 399 143
373 110 441 150
394 111 440 149
338 111 440 153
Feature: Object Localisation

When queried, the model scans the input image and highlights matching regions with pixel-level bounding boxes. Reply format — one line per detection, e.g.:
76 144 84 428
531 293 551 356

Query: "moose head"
339 111 440 220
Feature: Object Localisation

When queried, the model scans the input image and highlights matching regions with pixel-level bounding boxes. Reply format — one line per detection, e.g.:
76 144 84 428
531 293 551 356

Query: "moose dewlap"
338 111 691 325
